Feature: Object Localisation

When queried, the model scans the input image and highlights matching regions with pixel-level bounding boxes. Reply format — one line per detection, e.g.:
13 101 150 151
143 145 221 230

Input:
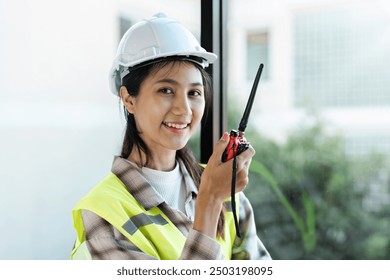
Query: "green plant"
245 119 390 259
250 160 316 252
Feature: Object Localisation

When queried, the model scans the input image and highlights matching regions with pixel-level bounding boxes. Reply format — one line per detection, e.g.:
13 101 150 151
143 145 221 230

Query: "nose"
172 93 192 116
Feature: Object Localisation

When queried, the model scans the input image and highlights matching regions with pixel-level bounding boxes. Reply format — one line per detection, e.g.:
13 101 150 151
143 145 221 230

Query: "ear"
120 86 136 114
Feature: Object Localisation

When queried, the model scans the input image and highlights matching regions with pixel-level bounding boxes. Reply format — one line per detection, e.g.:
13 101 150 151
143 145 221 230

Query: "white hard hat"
109 13 218 95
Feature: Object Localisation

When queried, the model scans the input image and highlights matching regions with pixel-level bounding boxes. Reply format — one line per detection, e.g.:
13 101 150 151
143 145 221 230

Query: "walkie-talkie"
221 63 264 238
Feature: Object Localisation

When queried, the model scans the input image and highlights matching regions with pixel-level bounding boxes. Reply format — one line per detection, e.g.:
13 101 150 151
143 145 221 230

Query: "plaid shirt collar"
111 156 198 211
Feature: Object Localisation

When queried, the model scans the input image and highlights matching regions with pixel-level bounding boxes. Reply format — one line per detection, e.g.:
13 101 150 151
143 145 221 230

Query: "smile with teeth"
163 122 190 129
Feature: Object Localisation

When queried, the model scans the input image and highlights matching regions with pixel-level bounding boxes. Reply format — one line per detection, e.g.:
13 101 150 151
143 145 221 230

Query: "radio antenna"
238 63 264 133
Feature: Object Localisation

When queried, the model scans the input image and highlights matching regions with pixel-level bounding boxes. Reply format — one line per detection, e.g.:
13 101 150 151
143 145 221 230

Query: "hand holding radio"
194 132 254 239
199 132 254 201
221 130 250 162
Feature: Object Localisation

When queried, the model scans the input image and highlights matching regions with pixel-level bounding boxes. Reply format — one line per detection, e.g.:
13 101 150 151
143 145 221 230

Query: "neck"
128 147 176 171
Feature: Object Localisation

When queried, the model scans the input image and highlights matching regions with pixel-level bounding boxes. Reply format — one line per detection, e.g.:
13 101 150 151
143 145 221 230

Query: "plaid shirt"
79 156 271 260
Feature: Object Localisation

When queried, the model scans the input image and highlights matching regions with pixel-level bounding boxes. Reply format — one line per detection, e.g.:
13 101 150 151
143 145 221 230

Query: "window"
294 7 390 107
247 31 270 81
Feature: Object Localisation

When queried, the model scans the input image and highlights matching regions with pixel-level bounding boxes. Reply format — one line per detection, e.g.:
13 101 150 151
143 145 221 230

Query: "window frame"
200 0 227 163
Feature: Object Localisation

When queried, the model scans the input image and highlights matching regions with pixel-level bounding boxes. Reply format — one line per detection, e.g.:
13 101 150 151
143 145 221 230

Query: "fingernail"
221 132 229 141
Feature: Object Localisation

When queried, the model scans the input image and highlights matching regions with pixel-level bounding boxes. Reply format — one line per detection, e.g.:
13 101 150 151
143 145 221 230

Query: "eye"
188 90 203 97
159 88 174 95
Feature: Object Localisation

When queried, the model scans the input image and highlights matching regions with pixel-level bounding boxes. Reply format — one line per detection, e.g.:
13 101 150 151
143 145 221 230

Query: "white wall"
0 0 122 259
0 0 199 259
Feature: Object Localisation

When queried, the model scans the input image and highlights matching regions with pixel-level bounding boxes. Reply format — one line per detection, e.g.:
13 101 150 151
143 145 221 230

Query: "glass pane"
247 32 270 81
227 0 390 260
294 7 390 107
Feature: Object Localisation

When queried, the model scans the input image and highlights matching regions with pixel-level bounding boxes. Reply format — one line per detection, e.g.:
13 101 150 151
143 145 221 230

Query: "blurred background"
0 0 389 259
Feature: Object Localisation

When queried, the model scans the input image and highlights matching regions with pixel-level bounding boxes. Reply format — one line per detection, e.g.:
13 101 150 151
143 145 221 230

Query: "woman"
71 13 271 260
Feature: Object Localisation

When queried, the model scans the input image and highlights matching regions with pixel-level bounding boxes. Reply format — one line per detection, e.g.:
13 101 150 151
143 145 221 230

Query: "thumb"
218 131 230 148
209 132 230 161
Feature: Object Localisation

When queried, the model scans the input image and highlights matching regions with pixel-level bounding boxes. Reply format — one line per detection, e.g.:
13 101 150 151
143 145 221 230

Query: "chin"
170 141 189 151
173 144 188 151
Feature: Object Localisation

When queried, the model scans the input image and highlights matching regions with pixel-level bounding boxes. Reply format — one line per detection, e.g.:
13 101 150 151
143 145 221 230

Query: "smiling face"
120 61 206 161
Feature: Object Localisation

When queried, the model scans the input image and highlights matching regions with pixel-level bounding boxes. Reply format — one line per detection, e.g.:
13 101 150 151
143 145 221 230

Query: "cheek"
192 101 205 121
135 97 163 117
133 104 161 130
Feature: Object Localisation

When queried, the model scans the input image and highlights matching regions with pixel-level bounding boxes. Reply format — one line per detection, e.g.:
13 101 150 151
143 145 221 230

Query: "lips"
163 121 190 129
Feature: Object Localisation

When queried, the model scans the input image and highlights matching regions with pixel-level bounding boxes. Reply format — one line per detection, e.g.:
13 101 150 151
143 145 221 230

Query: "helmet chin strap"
119 66 130 80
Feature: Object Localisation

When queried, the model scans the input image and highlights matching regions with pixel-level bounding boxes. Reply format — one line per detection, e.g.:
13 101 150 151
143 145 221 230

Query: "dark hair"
120 59 225 236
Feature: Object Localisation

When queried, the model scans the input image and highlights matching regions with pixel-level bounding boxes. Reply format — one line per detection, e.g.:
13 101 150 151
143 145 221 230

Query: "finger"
235 145 254 166
208 132 230 163
238 144 255 158
236 177 249 192
248 144 255 156
239 157 252 171
217 131 230 151
236 166 250 188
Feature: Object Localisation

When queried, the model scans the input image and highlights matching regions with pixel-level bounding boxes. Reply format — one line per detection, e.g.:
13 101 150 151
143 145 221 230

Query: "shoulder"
84 173 128 199
73 172 135 212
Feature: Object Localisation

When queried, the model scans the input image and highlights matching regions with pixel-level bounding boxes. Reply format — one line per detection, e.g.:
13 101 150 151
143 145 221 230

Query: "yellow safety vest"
71 172 239 260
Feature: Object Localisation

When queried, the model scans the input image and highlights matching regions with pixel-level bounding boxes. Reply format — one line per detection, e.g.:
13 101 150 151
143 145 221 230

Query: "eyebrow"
156 78 203 87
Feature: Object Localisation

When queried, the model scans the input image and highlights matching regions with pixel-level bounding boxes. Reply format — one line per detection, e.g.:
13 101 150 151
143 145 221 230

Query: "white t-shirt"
141 162 187 215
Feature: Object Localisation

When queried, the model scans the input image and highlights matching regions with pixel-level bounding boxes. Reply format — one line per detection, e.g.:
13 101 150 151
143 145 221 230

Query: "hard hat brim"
118 51 217 69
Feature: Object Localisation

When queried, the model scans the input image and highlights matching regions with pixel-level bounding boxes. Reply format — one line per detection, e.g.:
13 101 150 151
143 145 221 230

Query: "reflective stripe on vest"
123 213 168 235
71 172 238 260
